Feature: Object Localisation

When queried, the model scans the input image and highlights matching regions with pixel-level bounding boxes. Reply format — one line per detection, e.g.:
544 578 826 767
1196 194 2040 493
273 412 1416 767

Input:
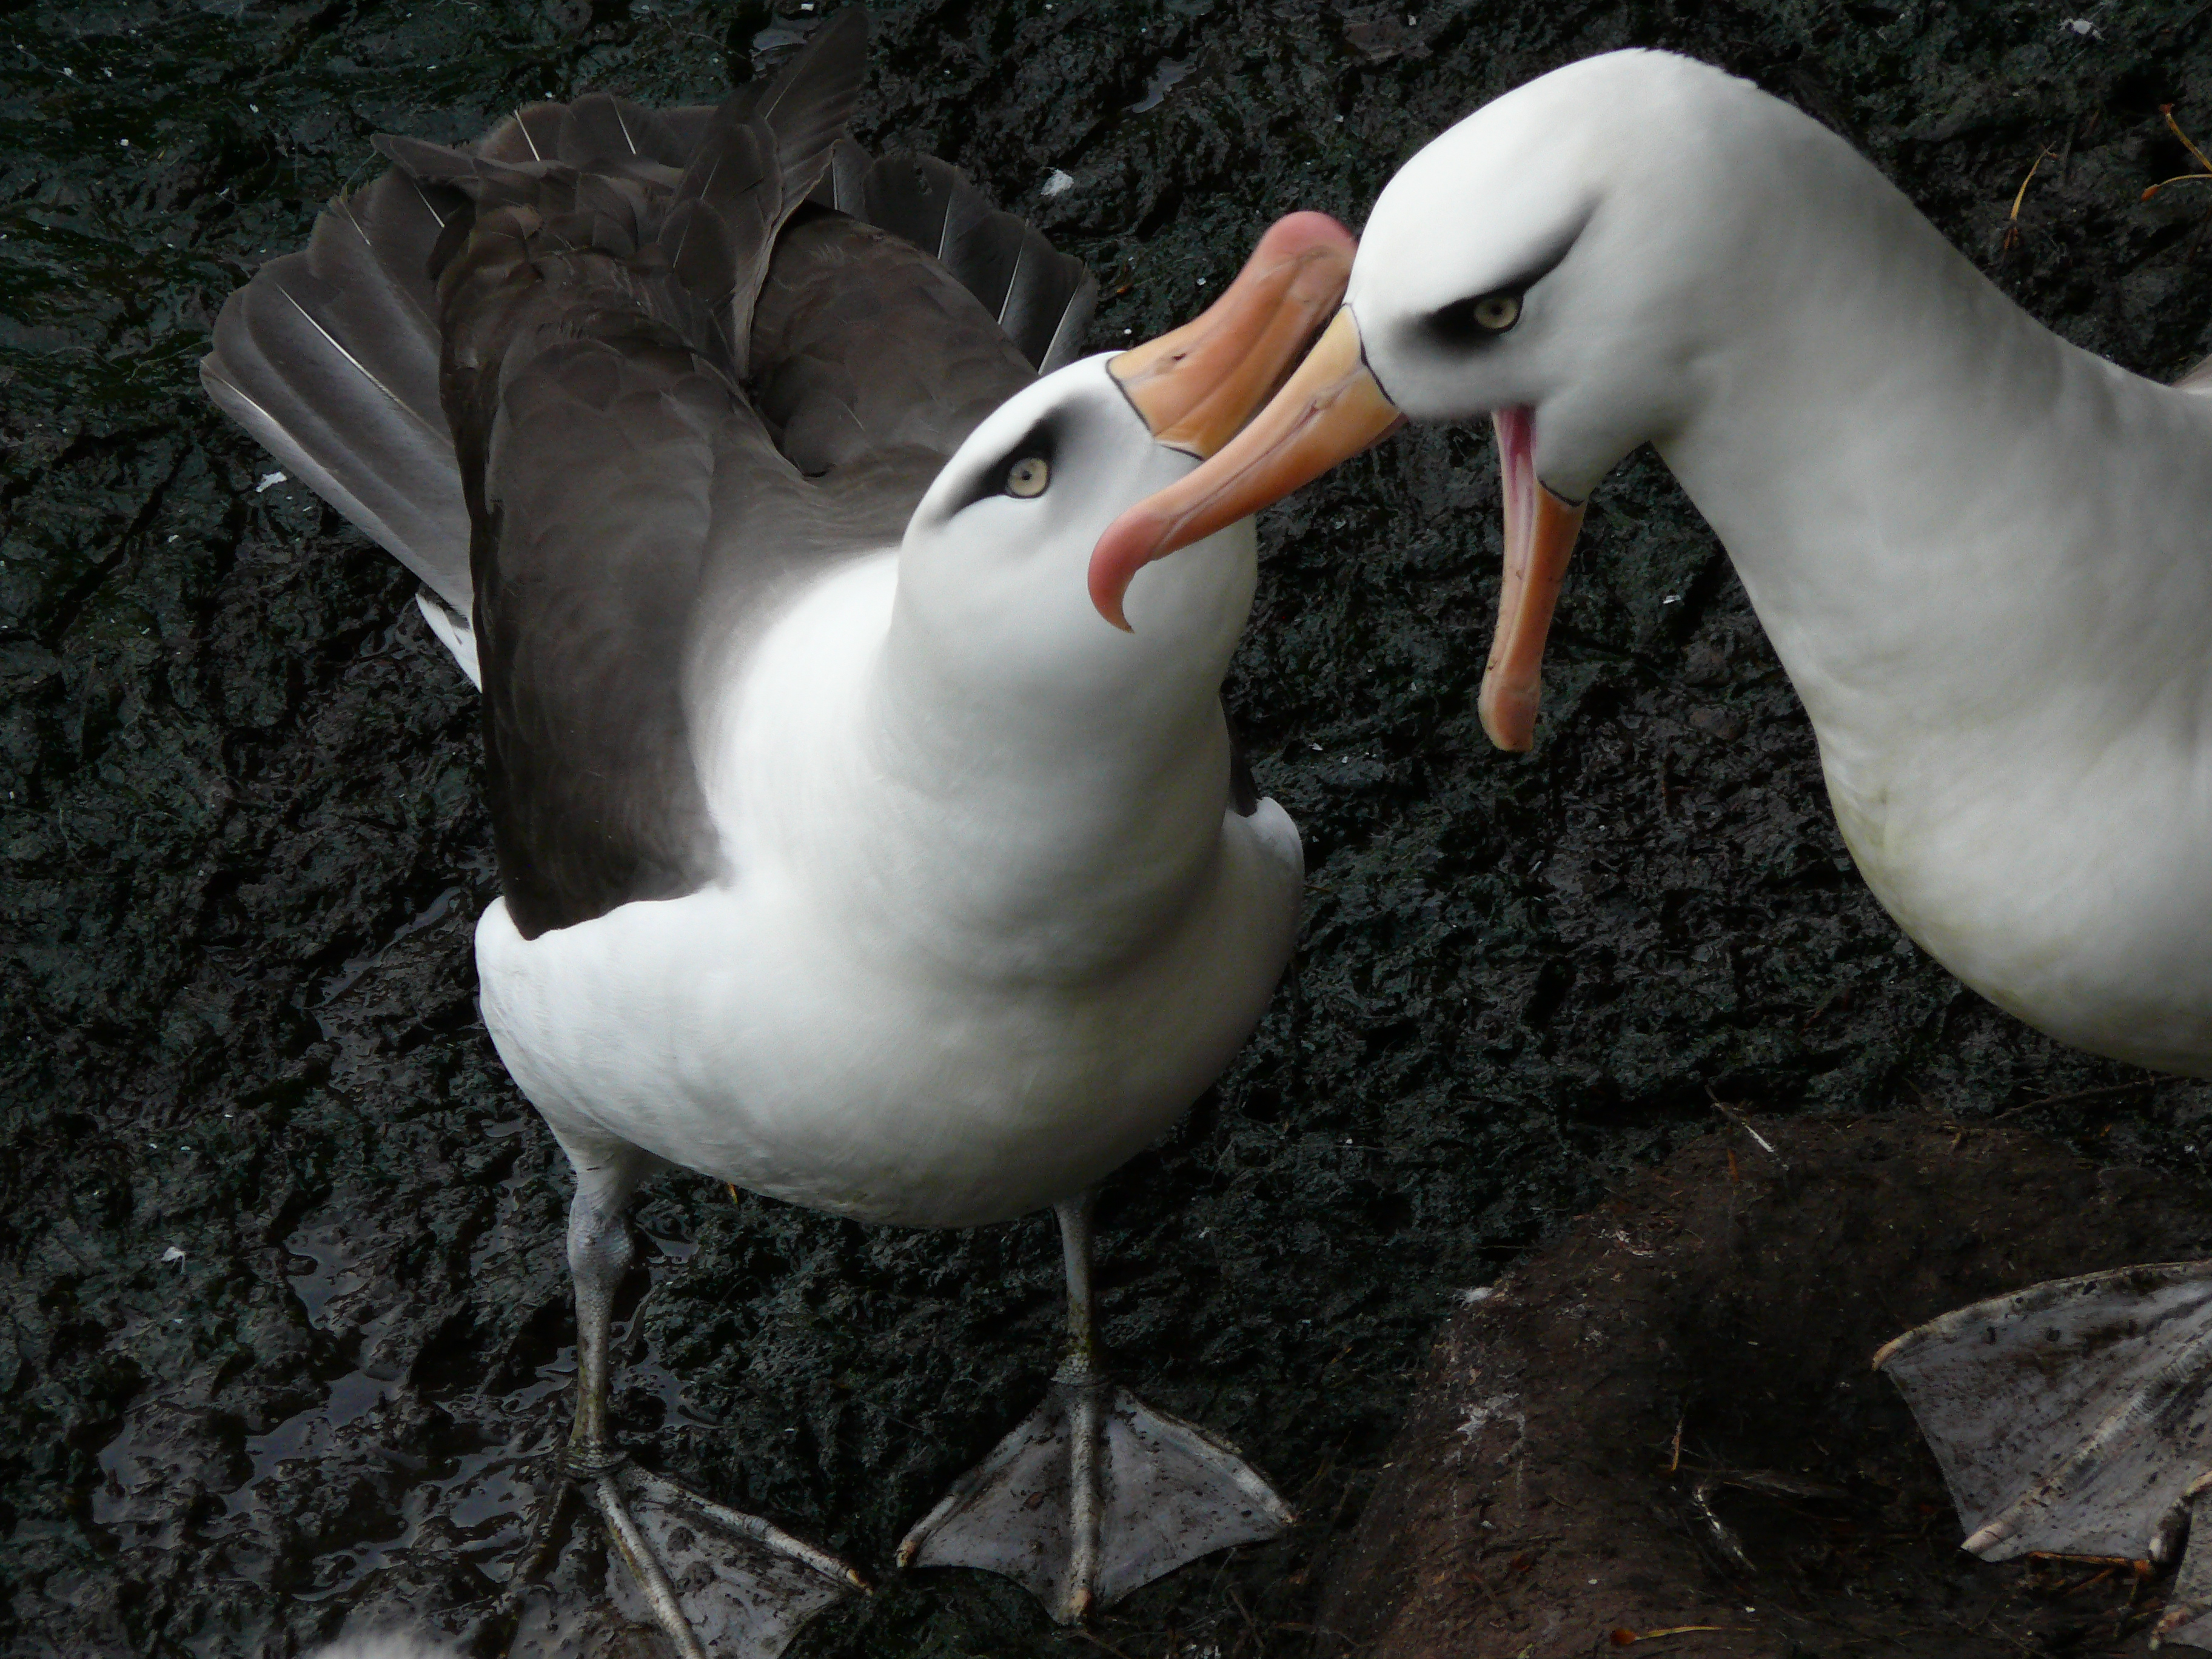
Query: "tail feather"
854 153 1095 372
816 136 871 211
558 91 651 165
749 7 870 215
477 100 566 166
200 166 472 615
1000 221 1097 372
666 12 868 376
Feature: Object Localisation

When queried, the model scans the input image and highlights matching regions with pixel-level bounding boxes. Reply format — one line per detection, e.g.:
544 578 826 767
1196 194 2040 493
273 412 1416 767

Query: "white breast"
473 557 1303 1228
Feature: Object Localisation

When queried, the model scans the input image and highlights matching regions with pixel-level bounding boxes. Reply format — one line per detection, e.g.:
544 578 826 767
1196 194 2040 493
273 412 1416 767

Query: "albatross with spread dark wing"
205 14 1352 1652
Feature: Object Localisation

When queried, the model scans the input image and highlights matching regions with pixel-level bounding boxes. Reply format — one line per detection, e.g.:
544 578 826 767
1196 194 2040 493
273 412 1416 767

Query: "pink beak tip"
1252 209 1359 264
1087 556 1138 631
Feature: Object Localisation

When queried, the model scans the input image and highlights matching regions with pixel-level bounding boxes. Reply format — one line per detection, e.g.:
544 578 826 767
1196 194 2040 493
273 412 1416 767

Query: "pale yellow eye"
1472 292 1521 332
1005 457 1050 497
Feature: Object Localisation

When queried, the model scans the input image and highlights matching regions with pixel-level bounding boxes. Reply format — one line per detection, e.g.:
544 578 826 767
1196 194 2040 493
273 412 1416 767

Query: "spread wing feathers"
749 208 1039 476
372 12 866 381
853 153 1096 372
813 136 874 213
200 166 474 615
469 318 732 940
374 18 868 936
661 12 866 380
1874 1263 2212 1561
745 7 870 219
196 7 1106 935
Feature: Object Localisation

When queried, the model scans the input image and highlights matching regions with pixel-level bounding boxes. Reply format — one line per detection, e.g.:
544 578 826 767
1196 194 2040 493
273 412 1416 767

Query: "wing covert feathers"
198 6 1100 935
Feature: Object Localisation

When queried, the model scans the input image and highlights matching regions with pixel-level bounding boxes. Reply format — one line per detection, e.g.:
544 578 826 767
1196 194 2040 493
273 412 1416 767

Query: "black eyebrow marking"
1421 209 1593 350
953 416 1059 512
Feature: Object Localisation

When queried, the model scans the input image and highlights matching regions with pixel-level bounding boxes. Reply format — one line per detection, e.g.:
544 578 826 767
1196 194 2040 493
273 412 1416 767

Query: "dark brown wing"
400 14 870 937
198 7 1103 941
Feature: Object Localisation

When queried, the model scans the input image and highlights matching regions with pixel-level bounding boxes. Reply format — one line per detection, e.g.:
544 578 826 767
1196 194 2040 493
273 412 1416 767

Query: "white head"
892 354 1261 734
1346 50 1775 495
1090 51 1852 748
888 212 1360 752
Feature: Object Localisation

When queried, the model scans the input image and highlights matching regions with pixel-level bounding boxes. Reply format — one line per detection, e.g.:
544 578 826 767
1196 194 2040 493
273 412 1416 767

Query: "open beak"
1478 407 1586 751
1095 212 1359 629
1093 307 1589 751
1091 305 1401 631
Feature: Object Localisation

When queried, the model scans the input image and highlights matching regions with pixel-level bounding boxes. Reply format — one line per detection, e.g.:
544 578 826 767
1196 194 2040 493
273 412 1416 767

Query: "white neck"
870 597 1236 967
1649 115 2212 1070
711 552 1241 989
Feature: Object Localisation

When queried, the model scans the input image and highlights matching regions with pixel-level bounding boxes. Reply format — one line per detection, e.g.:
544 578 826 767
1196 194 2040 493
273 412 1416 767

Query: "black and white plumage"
203 12 1347 1651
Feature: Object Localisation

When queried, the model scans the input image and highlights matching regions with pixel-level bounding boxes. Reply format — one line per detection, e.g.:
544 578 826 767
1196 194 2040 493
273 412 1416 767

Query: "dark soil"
1316 1116 2212 1659
8 2 2212 1657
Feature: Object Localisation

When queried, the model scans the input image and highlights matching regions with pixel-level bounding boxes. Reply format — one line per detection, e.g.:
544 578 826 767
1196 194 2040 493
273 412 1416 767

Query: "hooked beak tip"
1087 525 1144 630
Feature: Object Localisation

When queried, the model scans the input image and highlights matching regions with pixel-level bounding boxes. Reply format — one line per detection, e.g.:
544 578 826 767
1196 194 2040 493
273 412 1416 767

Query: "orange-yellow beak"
1478 406 1586 751
1093 213 1359 628
1091 306 1401 631
1113 211 1358 460
1090 308 1589 751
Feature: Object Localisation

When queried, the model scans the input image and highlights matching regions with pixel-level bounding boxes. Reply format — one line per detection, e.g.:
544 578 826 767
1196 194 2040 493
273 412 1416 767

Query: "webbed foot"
551 1144 863 1658
575 1451 866 1659
896 1370 1292 1624
1875 1261 2212 1651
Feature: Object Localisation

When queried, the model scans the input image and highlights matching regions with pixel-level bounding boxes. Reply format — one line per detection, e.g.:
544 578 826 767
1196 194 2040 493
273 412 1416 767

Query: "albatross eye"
1430 289 1523 345
1005 457 1050 498
1472 292 1521 331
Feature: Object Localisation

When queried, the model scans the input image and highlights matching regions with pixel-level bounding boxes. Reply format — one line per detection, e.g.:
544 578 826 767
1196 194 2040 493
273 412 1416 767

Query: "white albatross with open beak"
1091 47 2212 1647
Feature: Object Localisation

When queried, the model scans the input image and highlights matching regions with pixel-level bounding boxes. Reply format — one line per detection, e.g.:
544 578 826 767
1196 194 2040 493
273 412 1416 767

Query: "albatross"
1090 48 2212 1649
203 13 1352 1652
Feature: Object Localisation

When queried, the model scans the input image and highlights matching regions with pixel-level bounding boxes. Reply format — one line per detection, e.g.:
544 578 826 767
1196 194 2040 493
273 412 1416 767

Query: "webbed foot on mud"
897 1369 1290 1623
572 1453 864 1659
896 1193 1292 1624
552 1147 862 1657
1875 1261 2212 1651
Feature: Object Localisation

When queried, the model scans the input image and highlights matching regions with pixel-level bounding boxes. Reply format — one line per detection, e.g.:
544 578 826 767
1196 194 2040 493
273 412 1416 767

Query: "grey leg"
548 1138 864 1659
564 1148 645 1479
899 1188 1294 1623
1055 1194 1105 1621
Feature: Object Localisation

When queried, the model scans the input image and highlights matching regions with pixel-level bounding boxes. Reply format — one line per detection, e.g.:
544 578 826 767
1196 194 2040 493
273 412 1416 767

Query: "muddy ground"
8 1 2212 1655
1319 1116 2212 1659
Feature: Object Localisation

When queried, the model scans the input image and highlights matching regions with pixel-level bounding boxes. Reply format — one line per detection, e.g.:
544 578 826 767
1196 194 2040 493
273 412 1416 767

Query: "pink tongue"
1493 404 1537 586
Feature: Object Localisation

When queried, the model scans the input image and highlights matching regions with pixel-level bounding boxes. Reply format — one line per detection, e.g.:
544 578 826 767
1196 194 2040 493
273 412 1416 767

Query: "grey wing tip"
1036 272 1098 375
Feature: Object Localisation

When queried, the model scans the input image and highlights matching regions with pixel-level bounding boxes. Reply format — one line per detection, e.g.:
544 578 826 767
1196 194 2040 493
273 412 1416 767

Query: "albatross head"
894 212 1357 729
1090 50 1774 748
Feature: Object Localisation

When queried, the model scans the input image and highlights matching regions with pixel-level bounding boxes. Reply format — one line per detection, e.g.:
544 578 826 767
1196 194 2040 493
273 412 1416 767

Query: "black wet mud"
7 2 2212 1656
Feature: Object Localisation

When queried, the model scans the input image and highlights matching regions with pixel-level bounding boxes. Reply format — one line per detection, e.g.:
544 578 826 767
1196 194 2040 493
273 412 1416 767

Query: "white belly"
475 798 1301 1228
1822 726 2212 1077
